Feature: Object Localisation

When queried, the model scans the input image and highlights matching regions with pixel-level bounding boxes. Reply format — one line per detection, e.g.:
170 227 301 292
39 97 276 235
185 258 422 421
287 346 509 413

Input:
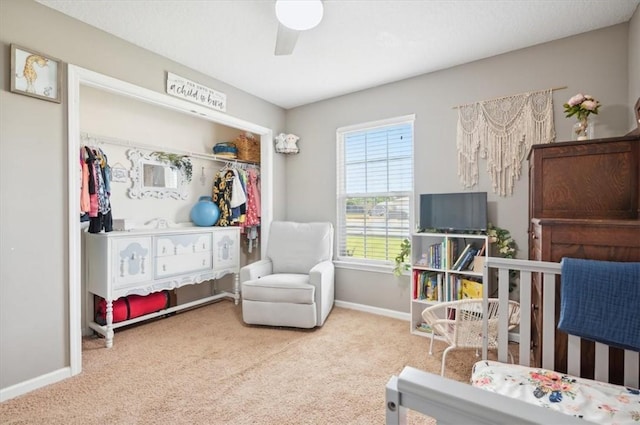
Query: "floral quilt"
471 360 640 424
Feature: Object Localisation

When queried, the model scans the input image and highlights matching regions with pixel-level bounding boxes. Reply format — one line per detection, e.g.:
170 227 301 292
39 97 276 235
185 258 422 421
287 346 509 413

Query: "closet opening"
67 65 273 375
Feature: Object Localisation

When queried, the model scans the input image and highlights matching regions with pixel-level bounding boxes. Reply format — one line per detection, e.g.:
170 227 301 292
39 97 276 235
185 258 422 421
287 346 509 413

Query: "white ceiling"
37 0 639 109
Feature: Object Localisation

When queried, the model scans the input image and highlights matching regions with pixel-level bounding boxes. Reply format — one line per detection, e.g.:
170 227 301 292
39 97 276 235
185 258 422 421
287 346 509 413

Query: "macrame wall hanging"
456 88 557 197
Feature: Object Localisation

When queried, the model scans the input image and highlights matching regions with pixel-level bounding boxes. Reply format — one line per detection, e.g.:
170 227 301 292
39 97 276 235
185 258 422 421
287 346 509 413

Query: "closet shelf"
80 132 260 166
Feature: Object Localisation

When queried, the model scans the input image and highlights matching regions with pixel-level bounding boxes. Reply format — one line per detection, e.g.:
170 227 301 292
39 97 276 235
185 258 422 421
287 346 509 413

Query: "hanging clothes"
229 168 247 225
82 146 113 233
212 168 235 226
245 168 260 227
80 149 90 214
211 163 261 252
244 167 261 253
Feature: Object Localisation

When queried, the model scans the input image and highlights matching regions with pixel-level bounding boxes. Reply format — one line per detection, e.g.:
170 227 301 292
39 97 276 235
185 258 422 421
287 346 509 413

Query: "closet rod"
80 132 259 165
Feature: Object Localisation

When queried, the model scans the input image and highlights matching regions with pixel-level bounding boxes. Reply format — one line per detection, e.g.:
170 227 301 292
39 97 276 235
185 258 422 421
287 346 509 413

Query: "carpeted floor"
0 301 493 424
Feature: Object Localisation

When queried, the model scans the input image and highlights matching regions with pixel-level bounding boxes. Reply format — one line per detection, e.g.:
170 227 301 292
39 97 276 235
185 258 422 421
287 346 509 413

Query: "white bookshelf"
410 232 489 338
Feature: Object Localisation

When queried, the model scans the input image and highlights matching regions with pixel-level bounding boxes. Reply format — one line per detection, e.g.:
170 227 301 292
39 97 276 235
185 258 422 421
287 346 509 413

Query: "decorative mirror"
127 149 190 199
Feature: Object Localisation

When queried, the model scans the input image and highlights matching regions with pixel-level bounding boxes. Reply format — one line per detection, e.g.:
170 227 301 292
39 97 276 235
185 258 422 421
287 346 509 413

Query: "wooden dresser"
527 134 640 383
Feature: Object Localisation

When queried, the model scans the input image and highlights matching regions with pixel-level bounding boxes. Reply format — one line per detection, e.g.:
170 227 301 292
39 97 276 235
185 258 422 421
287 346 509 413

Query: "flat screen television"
420 192 487 232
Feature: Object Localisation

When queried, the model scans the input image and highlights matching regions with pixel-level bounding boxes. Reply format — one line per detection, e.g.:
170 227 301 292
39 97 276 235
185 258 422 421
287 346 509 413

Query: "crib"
386 257 640 425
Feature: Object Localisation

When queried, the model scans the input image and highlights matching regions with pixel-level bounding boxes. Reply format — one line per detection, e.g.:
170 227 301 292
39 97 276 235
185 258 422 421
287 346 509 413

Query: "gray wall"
0 0 286 391
285 23 636 313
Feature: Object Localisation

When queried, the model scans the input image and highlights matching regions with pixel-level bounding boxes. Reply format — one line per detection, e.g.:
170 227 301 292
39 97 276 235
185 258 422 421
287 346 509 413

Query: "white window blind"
336 115 414 267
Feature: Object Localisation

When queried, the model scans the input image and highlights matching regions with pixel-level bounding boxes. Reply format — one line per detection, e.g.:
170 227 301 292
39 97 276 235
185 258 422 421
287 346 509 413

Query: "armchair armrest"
309 260 335 326
240 259 273 283
309 260 334 288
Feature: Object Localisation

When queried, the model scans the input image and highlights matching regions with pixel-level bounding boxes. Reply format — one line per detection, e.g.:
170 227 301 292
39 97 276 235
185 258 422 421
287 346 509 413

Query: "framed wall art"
10 44 62 103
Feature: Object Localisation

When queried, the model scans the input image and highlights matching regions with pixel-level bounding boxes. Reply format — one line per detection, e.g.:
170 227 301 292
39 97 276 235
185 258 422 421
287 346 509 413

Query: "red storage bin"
127 292 169 320
95 297 128 325
95 291 169 325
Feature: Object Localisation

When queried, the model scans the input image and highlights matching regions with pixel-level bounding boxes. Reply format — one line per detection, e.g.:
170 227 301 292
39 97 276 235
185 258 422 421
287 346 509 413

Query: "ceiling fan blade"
274 23 300 56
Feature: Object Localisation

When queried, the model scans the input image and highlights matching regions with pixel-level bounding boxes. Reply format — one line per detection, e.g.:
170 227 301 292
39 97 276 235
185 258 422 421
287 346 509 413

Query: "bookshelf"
410 232 490 338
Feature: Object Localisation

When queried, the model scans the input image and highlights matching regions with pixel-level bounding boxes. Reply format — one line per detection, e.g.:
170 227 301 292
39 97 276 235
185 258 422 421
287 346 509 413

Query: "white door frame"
67 65 273 374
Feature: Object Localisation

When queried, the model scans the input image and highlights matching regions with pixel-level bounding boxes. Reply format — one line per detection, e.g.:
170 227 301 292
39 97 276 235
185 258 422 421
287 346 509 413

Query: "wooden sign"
166 72 226 112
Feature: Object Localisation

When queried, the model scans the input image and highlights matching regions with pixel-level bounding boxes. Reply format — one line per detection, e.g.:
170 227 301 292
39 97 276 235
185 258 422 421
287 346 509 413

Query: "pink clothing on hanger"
80 159 90 213
245 169 261 226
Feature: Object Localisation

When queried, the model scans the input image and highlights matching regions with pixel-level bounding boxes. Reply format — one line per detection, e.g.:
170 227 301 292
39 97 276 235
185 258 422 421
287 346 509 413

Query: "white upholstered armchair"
240 221 335 328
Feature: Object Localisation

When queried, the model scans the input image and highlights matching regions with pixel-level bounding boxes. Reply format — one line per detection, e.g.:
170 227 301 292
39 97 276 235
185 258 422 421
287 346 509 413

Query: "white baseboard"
335 300 410 321
0 367 71 402
335 300 521 345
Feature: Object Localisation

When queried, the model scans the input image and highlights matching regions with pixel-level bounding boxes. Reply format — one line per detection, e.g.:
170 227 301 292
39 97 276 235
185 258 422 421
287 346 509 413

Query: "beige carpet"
0 302 491 424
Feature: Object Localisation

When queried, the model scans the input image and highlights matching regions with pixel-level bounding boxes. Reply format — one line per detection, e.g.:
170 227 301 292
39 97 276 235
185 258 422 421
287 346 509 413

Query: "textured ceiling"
37 0 639 109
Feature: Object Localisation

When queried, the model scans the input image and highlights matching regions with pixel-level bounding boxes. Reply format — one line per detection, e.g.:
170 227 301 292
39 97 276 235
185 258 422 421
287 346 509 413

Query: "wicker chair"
421 298 520 376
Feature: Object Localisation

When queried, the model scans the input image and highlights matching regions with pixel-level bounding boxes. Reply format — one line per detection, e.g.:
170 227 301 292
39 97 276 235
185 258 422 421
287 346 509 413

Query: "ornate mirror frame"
127 149 189 199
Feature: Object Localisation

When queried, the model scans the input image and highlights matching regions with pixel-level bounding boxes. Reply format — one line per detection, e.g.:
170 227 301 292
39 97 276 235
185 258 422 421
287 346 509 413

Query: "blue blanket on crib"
558 258 640 351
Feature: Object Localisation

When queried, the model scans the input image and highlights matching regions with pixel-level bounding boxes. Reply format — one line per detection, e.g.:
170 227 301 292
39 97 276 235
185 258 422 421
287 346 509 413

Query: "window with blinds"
336 115 414 268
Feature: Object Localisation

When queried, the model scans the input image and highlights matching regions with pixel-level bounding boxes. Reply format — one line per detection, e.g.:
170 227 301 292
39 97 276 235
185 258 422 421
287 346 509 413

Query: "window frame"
335 114 415 273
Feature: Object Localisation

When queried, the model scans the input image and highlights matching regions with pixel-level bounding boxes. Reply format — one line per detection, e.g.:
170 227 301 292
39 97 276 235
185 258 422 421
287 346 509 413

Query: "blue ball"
190 196 220 227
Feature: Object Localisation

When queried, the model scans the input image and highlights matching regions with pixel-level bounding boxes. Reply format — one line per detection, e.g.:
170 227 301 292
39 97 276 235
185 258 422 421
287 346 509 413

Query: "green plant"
486 223 518 292
152 151 193 182
486 223 517 258
393 238 411 277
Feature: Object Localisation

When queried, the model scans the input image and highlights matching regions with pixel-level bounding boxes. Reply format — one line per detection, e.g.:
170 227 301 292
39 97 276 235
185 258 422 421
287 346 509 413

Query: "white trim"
67 67 83 376
334 260 395 274
335 300 410 321
336 113 416 134
66 65 274 387
335 115 415 268
0 367 71 402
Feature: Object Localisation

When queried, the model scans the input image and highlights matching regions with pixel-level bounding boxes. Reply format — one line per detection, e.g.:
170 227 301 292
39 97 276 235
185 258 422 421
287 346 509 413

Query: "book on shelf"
463 249 479 270
452 243 473 270
461 278 483 299
412 270 430 300
456 247 478 271
415 322 433 333
471 255 485 272
412 270 445 301
476 240 487 257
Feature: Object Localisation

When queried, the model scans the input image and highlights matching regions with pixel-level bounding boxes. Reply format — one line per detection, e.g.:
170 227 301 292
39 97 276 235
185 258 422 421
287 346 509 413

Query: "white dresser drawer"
155 252 213 278
155 233 212 257
113 237 152 286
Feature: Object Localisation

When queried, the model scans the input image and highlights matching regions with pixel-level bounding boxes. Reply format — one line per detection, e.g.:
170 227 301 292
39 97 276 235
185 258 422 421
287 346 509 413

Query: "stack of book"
413 270 443 301
452 244 477 270
452 241 486 271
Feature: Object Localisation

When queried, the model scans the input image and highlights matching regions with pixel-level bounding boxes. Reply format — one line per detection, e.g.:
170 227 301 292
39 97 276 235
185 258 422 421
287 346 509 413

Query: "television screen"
420 192 487 232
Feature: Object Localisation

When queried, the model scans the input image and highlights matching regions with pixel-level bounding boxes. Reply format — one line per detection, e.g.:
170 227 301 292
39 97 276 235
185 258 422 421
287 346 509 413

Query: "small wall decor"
110 163 129 183
166 72 226 112
274 133 300 154
10 44 62 103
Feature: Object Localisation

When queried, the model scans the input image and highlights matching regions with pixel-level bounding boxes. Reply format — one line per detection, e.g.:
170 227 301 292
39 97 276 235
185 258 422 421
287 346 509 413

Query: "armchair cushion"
242 274 314 304
266 221 333 274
